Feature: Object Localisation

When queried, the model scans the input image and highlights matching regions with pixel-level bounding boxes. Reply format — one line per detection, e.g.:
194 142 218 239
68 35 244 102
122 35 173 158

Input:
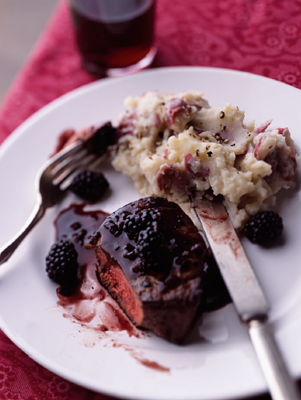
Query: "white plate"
0 67 300 400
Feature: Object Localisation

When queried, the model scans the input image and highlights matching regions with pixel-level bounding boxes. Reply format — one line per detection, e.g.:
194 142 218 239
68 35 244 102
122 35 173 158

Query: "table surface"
0 0 301 399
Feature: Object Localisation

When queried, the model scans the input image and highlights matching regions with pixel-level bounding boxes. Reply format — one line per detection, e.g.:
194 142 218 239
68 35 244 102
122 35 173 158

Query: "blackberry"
46 240 79 285
70 170 109 201
98 197 206 284
135 225 169 272
120 206 169 273
85 122 116 155
244 211 283 246
123 208 162 241
101 198 176 275
108 208 168 272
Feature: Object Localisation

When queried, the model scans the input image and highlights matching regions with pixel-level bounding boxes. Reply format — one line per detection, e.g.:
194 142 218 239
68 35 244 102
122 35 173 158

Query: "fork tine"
51 147 89 177
48 140 85 169
54 153 100 187
86 153 107 170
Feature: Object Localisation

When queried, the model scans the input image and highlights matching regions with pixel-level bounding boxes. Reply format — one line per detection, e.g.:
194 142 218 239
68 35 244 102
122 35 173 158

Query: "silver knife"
191 195 300 400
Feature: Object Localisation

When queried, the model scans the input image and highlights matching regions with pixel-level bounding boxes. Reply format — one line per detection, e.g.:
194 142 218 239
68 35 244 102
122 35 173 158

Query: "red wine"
70 0 156 73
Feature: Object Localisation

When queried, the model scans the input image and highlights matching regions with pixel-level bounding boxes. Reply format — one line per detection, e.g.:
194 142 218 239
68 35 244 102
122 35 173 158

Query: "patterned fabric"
0 0 300 398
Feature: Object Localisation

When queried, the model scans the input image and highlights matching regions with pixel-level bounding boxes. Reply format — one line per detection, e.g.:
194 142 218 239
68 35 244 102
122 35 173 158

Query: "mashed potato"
112 91 298 228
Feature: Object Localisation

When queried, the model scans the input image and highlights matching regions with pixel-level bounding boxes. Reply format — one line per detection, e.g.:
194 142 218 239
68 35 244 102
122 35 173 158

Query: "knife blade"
191 195 300 400
192 196 269 322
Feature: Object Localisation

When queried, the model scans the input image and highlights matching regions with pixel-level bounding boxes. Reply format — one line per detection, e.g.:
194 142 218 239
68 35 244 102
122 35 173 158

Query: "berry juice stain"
55 203 108 265
134 358 169 372
54 204 139 337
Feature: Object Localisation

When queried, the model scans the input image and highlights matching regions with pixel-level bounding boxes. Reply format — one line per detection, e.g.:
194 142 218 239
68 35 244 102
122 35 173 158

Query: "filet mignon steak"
92 197 207 343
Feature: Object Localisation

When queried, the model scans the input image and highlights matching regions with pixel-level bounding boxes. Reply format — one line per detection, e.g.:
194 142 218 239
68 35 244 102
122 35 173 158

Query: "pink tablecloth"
0 0 301 398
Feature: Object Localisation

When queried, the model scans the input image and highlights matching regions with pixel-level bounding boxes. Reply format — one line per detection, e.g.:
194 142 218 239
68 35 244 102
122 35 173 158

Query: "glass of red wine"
69 0 156 77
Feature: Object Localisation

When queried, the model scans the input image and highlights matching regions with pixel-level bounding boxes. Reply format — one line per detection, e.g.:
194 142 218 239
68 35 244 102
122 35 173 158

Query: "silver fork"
0 140 103 265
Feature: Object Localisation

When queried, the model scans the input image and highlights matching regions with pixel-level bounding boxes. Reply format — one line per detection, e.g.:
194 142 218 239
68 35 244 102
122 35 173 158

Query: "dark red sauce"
112 343 169 372
134 357 170 372
55 203 108 264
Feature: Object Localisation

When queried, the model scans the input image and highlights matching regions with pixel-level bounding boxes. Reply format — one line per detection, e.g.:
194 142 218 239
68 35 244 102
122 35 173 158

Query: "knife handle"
248 320 300 400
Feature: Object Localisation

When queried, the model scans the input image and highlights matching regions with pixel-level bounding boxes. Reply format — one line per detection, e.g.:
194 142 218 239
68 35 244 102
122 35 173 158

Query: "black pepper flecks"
207 151 212 157
220 111 225 119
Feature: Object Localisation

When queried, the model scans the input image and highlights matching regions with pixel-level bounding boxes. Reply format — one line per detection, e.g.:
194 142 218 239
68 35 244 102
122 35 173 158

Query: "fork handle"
248 319 301 400
0 202 46 265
